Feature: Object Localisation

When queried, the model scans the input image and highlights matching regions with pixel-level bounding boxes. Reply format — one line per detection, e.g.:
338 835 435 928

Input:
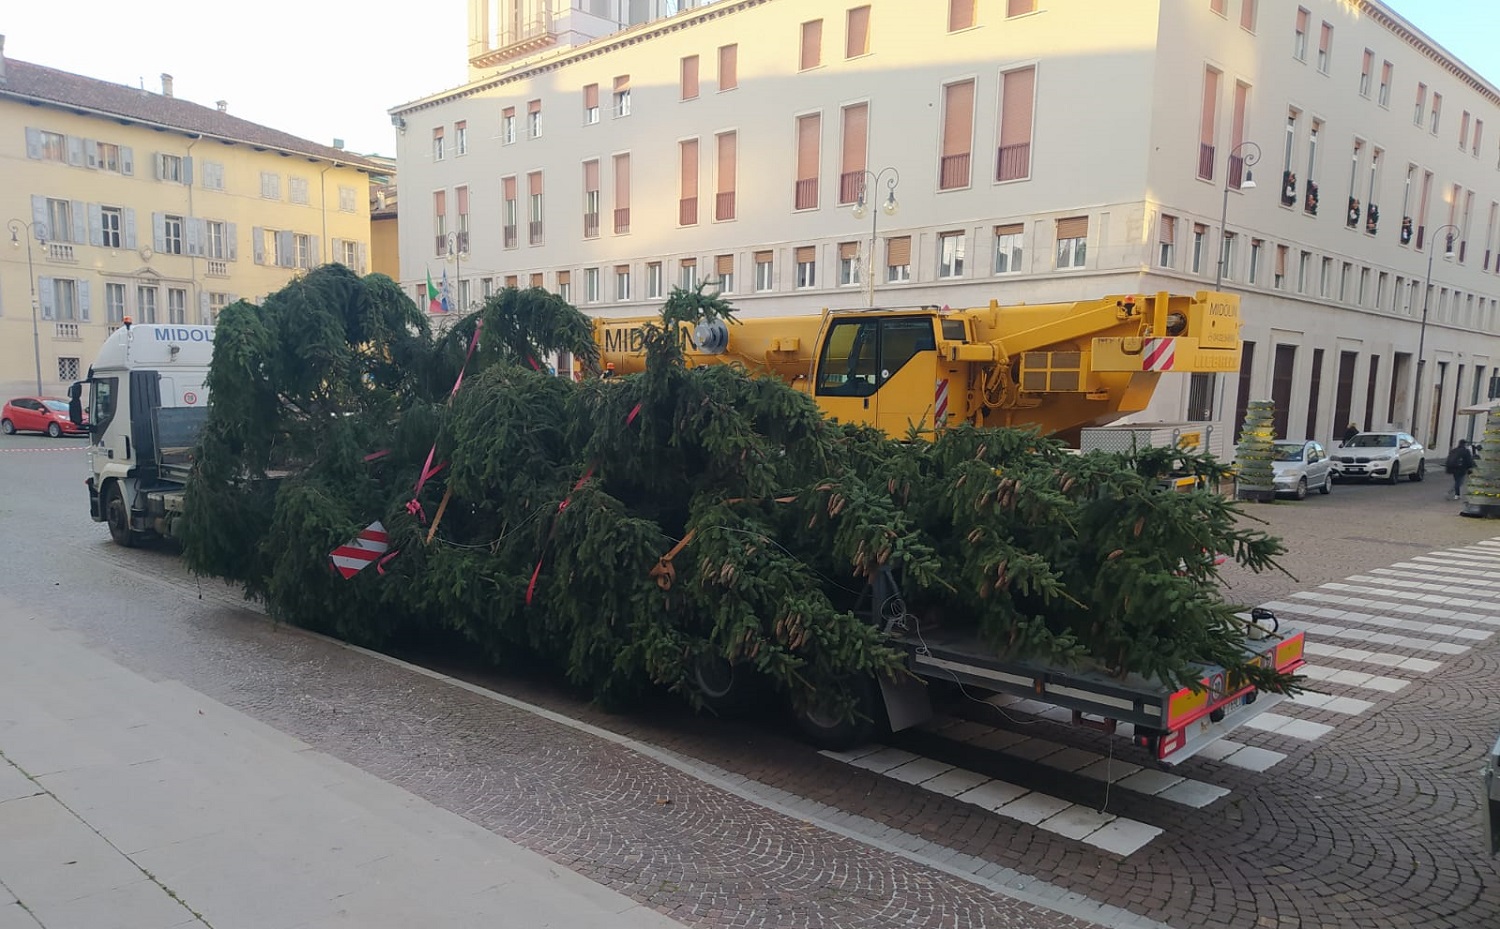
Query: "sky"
2 1 1497 159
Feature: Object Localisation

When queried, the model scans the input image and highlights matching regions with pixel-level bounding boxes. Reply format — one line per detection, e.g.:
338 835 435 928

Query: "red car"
2 396 88 437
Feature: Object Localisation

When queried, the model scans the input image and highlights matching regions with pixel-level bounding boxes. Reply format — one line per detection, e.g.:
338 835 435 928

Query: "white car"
1332 431 1426 484
1271 440 1333 499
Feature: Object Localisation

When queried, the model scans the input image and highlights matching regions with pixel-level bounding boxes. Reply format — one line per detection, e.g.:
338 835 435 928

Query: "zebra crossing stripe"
1304 641 1443 673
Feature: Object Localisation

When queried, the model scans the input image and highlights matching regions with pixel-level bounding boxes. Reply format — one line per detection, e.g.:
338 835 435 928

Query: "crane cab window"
941 318 967 341
816 317 937 396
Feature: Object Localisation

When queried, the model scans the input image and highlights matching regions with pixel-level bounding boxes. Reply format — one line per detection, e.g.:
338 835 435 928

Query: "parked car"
1 397 88 437
1271 439 1333 499
1331 431 1425 484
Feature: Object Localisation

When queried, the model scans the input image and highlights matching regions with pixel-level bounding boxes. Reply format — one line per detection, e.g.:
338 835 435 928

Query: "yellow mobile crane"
593 291 1241 445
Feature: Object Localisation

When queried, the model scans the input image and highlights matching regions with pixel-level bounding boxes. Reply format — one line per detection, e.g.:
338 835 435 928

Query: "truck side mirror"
68 382 84 427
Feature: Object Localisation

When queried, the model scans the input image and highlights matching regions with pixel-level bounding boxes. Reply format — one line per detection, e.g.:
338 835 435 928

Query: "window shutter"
252 226 265 265
277 231 294 267
69 200 86 244
86 140 99 168
503 176 516 201
152 212 166 253
800 20 823 70
615 263 630 275
187 218 203 256
88 204 103 246
529 171 543 196
78 280 91 322
614 74 630 92
680 139 698 198
456 186 470 214
754 250 773 264
999 67 1036 145
1057 216 1088 239
309 236 319 266
434 190 446 216
681 55 699 99
717 132 736 193
226 222 238 261
25 127 43 160
503 105 515 121
357 242 367 275
332 238 344 262
182 157 194 186
942 80 975 157
584 159 600 191
153 153 163 181
839 242 859 260
718 44 737 89
888 236 911 264
1240 0 1255 29
31 195 46 231
584 84 599 108
124 209 138 250
67 136 85 166
39 278 55 320
796 114 820 181
1296 8 1309 33
846 6 870 58
120 146 134 176
841 104 868 175
558 270 571 285
1200 69 1220 148
716 254 734 276
530 273 543 288
614 154 630 207
199 291 211 323
1319 23 1331 55
1008 0 1033 16
1159 215 1176 245
795 245 816 263
995 223 1023 237
1231 82 1249 150
528 98 541 115
949 0 975 31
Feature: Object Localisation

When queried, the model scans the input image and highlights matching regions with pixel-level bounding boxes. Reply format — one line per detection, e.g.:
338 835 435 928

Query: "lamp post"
851 167 899 307
1211 141 1259 424
8 219 48 396
444 230 468 313
1415 222 1459 445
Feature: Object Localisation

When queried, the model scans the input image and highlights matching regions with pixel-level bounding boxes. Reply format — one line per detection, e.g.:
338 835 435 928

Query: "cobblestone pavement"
5 435 1498 928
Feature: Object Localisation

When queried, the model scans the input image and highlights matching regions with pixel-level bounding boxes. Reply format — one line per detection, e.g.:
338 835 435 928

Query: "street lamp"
8 219 48 396
1415 222 1459 444
851 167 899 307
443 230 468 313
1212 141 1259 423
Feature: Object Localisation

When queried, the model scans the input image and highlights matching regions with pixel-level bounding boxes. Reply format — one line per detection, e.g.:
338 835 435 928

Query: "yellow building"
0 37 382 398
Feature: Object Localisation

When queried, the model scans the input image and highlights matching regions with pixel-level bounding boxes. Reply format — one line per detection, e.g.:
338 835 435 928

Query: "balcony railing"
939 153 971 190
1198 142 1216 181
54 322 80 340
715 191 736 221
839 171 864 204
434 233 448 255
1228 153 1245 189
503 225 518 249
794 178 819 211
679 196 698 226
48 242 76 262
614 207 630 234
583 212 600 238
456 231 470 252
529 220 543 245
206 259 229 277
996 143 1030 181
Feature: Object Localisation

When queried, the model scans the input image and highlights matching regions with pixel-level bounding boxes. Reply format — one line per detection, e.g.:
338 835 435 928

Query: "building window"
1379 61 1392 107
162 214 184 255
433 190 447 254
1320 256 1333 297
1359 49 1373 97
289 177 309 205
206 221 226 259
949 0 975 32
455 185 470 252
1274 244 1288 289
157 154 185 183
614 153 631 234
613 76 632 117
1157 215 1176 268
50 278 78 321
719 44 738 91
846 6 871 58
341 239 359 267
97 142 122 173
1240 0 1257 32
584 84 600 124
502 176 517 248
1198 67 1220 181
887 236 911 282
1007 0 1035 14
433 127 445 161
260 171 280 199
1316 22 1332 74
167 287 187 324
939 80 975 190
1414 83 1427 127
528 100 543 139
993 223 1024 273
938 231 966 278
838 106 867 205
716 254 735 294
105 283 126 323
502 107 517 144
716 132 737 221
795 113 821 210
528 172 544 245
1191 223 1207 273
1474 119 1484 157
839 242 861 286
1056 217 1087 268
339 186 357 212
58 357 80 382
1298 250 1311 293
795 246 817 288
1431 92 1443 134
557 270 571 303
996 67 1036 181
137 285 158 324
615 265 631 301
295 233 314 268
583 160 601 238
679 138 699 226
800 19 823 71
99 207 123 249
681 55 700 100
585 268 600 303
1221 231 1236 280
45 199 73 243
455 121 467 155
1249 238 1263 283
673 258 695 290
754 251 774 291
647 261 663 299
39 129 66 162
1293 7 1308 61
201 160 224 190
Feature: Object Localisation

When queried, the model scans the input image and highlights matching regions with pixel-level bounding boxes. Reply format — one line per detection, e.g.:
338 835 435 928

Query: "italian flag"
427 270 444 313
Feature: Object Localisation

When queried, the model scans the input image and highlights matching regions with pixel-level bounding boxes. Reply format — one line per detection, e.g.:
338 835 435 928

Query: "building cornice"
1362 0 1500 108
390 0 770 117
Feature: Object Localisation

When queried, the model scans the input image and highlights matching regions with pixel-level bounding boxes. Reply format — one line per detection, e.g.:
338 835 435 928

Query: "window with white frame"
615 265 631 300
838 242 861 286
163 214 184 255
157 153 184 183
585 267 600 302
1298 250 1311 293
887 236 911 282
97 142 122 173
455 121 467 155
1293 7 1308 61
681 258 699 290
205 220 226 259
613 76 632 117
647 261 663 299
584 84 600 124
502 109 517 144
994 223 1024 273
754 251 774 291
528 100 542 139
558 271 572 303
1249 238 1263 283
1320 256 1333 296
341 239 359 267
260 172 280 199
295 233 314 268
794 247 816 288
46 199 74 243
137 285 159 324
938 231 966 278
105 282 126 323
1221 231 1236 280
1055 217 1087 269
289 177 309 205
39 130 66 162
433 127 445 161
1191 223 1206 273
207 292 231 324
716 255 734 293
168 287 187 324
52 279 78 320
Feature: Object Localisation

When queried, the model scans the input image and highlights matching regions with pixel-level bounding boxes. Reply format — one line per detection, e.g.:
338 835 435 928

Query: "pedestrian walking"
1445 438 1477 500
1342 421 1360 444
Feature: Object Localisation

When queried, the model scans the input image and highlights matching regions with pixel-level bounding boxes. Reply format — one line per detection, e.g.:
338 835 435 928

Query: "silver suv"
1332 431 1426 484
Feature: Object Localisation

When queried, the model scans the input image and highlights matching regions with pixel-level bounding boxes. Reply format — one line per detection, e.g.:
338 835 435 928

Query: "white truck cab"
70 320 214 545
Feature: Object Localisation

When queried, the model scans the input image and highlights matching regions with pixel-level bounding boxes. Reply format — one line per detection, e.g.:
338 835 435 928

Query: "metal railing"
839 171 864 204
583 212 600 238
996 143 1030 181
503 225 518 249
614 208 630 234
794 178 819 210
939 153 970 190
715 191 735 221
679 196 698 226
1198 142 1216 180
528 220 543 245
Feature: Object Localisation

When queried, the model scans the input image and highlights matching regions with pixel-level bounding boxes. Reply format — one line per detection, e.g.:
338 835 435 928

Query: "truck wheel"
105 483 138 548
792 676 882 751
689 655 763 716
1409 460 1425 482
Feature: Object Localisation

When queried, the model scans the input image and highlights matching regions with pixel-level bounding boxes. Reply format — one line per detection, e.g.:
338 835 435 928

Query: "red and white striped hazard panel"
935 378 950 424
1143 338 1176 372
329 521 391 579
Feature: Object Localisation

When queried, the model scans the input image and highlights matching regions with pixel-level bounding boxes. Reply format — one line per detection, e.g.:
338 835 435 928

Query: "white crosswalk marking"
1285 593 1497 636
1365 567 1500 591
1318 581 1500 614
1289 691 1375 715
1240 712 1335 741
1259 613 1469 655
1395 559 1500 580
1304 641 1443 673
1299 664 1409 692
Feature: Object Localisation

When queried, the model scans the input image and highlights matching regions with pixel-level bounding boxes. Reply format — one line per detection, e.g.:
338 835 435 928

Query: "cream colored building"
391 0 1500 452
0 38 381 399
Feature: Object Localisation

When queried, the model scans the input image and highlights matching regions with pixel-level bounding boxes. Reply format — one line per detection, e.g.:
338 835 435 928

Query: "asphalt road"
3 431 1497 929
